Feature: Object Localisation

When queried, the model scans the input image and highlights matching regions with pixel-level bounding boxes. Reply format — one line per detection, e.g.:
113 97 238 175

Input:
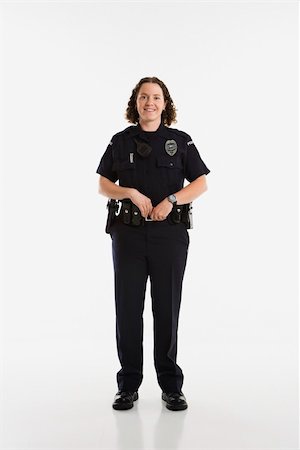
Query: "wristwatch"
167 194 177 205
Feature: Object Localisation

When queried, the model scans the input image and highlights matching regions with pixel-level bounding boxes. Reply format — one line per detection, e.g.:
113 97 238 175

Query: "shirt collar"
128 120 169 139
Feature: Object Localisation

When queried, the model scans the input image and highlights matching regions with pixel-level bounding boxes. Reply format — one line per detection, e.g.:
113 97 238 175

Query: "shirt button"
169 162 174 167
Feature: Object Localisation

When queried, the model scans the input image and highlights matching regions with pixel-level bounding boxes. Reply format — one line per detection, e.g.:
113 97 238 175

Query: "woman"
96 76 210 411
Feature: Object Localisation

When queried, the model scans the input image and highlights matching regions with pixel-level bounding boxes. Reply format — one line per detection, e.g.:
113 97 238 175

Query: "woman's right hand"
128 188 153 218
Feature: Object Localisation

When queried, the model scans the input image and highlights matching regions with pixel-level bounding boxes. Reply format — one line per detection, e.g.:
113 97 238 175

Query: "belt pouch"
131 203 142 226
122 200 131 225
180 204 188 227
171 205 182 224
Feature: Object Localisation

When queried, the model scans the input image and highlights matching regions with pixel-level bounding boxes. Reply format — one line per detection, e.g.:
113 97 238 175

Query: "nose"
145 97 154 105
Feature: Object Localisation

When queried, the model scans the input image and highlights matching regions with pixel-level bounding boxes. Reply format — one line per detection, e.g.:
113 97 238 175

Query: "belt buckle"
145 216 154 221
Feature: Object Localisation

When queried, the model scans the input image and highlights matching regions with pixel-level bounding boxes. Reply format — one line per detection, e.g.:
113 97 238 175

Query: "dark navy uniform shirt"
96 121 210 207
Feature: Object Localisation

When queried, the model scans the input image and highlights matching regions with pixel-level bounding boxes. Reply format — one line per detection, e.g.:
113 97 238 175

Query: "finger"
137 203 144 217
142 200 149 217
146 203 152 217
143 202 150 217
146 202 152 217
149 207 155 219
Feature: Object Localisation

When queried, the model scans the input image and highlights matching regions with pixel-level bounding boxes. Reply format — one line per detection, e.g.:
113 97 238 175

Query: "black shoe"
162 391 188 411
112 391 138 410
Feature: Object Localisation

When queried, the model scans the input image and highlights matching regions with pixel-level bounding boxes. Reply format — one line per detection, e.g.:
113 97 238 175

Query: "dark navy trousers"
110 219 189 393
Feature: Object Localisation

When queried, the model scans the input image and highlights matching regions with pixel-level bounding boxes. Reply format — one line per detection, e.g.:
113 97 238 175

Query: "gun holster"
105 199 119 233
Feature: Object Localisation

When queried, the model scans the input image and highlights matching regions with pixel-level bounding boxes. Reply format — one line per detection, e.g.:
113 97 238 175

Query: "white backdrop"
1 1 298 449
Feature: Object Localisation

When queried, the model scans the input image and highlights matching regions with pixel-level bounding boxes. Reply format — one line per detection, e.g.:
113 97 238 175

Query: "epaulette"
166 128 191 140
111 126 136 139
113 125 141 141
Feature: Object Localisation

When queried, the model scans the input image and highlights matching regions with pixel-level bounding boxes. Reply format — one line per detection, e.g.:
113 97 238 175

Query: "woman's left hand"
150 198 173 221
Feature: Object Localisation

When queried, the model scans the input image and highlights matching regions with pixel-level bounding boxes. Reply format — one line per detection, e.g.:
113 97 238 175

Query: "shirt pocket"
156 155 184 188
112 160 136 186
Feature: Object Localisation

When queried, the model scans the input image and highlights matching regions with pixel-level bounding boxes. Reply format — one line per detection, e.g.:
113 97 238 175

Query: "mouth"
144 108 156 112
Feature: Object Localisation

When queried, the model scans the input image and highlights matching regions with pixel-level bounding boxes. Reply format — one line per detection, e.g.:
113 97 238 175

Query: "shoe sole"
112 392 138 410
165 403 188 411
162 393 188 411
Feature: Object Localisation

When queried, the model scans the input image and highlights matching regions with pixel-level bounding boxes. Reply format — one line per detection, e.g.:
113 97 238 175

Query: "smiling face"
136 82 167 130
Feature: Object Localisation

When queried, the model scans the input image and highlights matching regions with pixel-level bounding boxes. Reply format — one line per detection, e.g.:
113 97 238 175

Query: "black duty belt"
105 198 193 233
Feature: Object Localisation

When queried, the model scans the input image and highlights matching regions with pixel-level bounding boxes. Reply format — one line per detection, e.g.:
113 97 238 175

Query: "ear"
164 100 167 110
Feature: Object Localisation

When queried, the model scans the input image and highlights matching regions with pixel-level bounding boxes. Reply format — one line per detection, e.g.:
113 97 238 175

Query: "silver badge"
165 139 177 156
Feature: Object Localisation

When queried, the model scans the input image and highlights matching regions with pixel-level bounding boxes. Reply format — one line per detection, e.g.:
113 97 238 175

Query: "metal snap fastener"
134 211 138 215
125 209 129 213
169 162 174 167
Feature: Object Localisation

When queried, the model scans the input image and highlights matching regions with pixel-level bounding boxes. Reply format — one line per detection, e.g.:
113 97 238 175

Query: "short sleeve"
184 135 210 182
96 139 118 183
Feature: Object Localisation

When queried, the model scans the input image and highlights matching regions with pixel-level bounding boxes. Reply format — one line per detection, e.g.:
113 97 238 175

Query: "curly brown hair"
125 77 177 126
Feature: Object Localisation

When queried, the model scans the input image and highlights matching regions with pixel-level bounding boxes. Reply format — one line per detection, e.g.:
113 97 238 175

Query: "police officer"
96 77 210 411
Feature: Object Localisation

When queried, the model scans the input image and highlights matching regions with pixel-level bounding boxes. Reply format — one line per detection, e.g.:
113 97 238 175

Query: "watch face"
169 194 176 203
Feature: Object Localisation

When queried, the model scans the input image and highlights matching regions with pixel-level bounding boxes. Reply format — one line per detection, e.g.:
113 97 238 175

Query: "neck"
139 119 162 132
